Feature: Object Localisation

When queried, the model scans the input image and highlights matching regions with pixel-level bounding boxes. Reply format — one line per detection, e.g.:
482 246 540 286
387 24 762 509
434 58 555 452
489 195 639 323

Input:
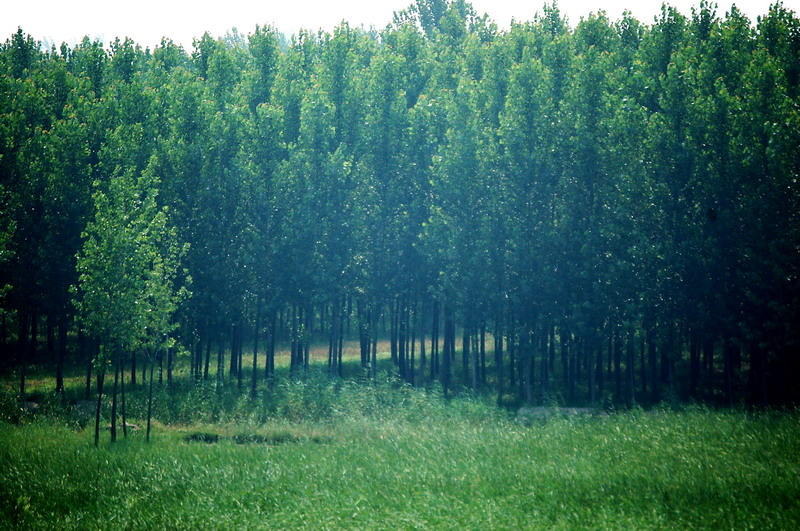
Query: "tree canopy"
1 1 799 408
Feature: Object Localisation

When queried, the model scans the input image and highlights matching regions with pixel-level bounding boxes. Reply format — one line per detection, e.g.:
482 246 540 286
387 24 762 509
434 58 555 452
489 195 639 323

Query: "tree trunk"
310 308 318 377
639 333 647 400
131 346 139 388
55 311 67 395
462 325 470 389
147 353 155 443
410 300 416 387
29 307 38 364
441 303 454 397
626 326 636 407
251 298 261 398
703 337 714 402
17 311 28 399
230 322 238 384
495 310 503 406
648 328 659 403
588 339 596 405
121 352 128 438
47 312 56 363
689 330 700 399
110 349 119 443
204 333 211 380
723 337 734 406
370 305 378 381
418 302 426 386
94 360 105 447
167 346 174 386
390 300 398 366
539 324 551 400
431 300 439 381
614 327 623 401
216 331 225 383
596 334 605 401
471 329 478 394
480 321 486 387
398 299 407 380
267 310 276 383
85 336 94 400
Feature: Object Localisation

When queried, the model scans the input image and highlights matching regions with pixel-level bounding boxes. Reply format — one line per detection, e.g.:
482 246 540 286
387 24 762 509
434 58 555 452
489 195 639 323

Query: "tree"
74 158 188 445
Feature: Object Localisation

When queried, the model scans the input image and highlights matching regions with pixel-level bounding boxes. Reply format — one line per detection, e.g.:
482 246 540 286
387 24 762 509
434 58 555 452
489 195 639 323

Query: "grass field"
1 355 799 529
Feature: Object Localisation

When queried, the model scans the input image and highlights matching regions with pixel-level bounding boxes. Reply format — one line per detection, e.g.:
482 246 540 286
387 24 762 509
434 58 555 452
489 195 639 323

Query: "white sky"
2 0 796 51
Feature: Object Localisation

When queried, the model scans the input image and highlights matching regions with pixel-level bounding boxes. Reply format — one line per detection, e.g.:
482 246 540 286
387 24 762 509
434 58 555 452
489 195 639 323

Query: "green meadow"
1 367 798 529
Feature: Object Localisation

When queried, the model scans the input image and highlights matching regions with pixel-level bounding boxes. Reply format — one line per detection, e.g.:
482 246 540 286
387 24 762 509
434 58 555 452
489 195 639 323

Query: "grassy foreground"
0 376 799 529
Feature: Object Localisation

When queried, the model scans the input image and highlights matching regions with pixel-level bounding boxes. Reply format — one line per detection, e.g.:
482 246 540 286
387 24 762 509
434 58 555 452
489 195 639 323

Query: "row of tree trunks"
3 298 759 409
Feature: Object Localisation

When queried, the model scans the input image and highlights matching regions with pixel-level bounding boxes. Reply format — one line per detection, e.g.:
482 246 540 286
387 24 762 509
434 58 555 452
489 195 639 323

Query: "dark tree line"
1 0 799 409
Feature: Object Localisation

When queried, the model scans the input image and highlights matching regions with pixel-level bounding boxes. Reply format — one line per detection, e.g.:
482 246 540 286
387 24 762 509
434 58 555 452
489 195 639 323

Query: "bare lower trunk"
147 353 155 443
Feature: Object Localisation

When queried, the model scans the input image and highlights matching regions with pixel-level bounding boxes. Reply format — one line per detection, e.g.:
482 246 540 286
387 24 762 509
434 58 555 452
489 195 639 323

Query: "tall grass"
1 371 798 529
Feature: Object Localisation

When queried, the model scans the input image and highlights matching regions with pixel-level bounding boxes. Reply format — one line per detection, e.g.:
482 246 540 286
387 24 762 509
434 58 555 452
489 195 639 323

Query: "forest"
1 0 800 417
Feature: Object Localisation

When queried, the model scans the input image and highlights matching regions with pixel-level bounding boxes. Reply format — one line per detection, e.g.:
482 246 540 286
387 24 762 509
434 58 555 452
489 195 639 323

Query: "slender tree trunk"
310 307 318 377
230 322 238 383
471 329 478 394
17 311 28 399
130 348 137 388
522 327 532 404
597 332 605 399
237 320 244 390
540 323 549 399
508 321 516 389
268 310 276 384
588 339 596 405
462 324 470 388
29 307 38 365
251 298 261 398
690 330 700 399
431 300 439 381
110 348 119 443
480 322 486 387
390 299 398 366
204 333 211 380
661 325 674 393
335 299 343 377
441 303 454 397
85 336 94 400
410 300 416 387
419 302 426 386
626 327 636 407
615 327 622 401
0 313 6 360
47 312 56 363
167 346 174 387
147 352 155 443
495 309 503 406
723 337 734 406
121 352 128 438
94 359 105 447
704 337 714 402
648 328 659 403
370 305 378 381
216 331 225 383
55 311 67 395
640 333 647 400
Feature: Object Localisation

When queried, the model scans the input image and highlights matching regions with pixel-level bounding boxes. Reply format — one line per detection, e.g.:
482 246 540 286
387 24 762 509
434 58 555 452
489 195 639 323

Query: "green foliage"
73 160 188 359
2 1 800 413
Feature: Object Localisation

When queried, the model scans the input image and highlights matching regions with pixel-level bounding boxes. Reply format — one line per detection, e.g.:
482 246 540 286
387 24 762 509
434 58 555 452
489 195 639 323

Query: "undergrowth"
1 372 799 529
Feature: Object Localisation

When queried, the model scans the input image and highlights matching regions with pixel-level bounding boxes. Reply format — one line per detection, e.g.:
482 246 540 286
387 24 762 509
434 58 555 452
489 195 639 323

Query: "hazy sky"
3 0 795 51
